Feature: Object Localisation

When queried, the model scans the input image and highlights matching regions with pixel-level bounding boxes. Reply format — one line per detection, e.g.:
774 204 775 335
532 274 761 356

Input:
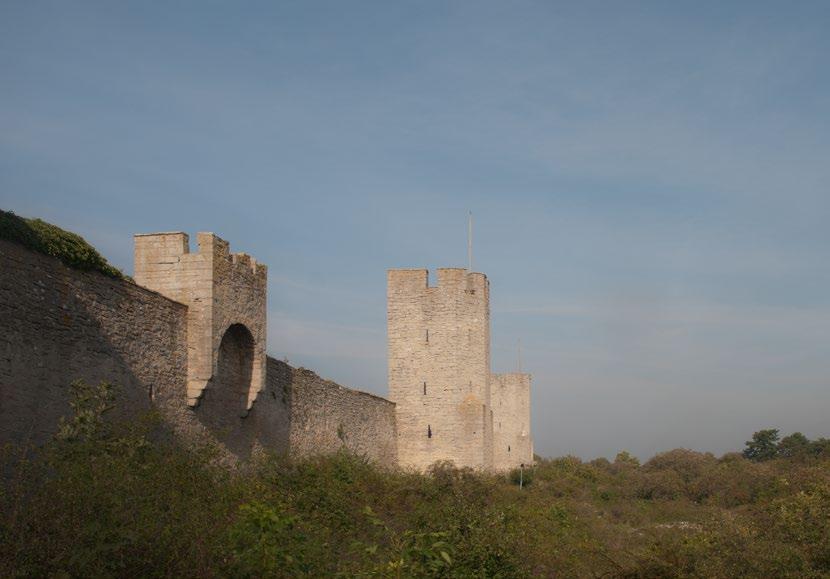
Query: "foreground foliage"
1 384 828 577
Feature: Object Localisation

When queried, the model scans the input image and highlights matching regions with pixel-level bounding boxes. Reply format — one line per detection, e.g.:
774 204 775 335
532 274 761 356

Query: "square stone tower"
133 232 267 413
387 268 493 470
492 373 533 470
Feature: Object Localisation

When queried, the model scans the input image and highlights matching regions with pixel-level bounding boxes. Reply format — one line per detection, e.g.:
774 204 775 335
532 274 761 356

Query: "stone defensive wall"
269 359 397 464
0 238 396 465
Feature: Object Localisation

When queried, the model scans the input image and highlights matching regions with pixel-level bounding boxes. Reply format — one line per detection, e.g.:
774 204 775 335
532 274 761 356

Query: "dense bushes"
0 209 124 279
1 383 828 577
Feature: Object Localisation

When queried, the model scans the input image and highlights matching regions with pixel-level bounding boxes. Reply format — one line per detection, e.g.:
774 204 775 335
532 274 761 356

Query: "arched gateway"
133 232 267 414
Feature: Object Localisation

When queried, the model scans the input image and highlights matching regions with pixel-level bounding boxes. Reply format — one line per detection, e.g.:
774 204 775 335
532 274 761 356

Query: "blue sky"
2 1 829 459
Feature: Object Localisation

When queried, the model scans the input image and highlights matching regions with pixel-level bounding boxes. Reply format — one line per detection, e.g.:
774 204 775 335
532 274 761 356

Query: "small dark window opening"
427 425 432 438
425 329 429 343
423 381 427 395
508 445 511 452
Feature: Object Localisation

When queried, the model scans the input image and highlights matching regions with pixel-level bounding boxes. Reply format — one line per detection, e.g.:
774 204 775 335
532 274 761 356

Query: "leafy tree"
743 429 780 462
777 432 811 458
614 451 640 467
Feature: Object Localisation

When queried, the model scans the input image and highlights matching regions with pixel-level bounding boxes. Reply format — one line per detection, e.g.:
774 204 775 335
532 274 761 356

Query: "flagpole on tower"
518 338 523 373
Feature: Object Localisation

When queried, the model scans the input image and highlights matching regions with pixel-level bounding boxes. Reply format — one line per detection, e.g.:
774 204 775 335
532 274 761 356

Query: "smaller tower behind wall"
134 232 267 412
492 373 533 471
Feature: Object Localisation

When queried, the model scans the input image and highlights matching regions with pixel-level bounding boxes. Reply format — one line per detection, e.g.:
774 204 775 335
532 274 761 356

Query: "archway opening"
199 323 254 430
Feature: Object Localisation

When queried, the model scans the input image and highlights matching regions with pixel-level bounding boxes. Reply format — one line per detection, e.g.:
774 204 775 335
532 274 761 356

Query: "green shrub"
0 209 124 279
636 469 686 500
227 501 318 577
694 454 774 507
762 482 830 572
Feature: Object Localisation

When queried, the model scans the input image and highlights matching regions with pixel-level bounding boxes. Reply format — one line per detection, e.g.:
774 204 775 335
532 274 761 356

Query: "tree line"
743 429 830 462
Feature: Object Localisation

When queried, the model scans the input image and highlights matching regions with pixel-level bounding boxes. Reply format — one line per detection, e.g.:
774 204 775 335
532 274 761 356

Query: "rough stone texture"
0 239 187 447
134 232 267 410
387 268 493 471
492 373 534 470
0 240 396 466
268 359 398 465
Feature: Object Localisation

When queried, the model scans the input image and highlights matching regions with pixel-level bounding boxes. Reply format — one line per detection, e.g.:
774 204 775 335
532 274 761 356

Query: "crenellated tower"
133 232 267 414
387 268 493 470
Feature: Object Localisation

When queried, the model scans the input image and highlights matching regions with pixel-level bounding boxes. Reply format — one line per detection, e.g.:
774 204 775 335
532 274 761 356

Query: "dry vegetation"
1 381 828 578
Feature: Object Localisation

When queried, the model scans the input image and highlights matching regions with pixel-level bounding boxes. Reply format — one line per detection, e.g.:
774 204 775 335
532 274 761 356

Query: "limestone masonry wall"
269 359 397 464
0 239 187 447
492 373 533 470
0 240 395 465
387 268 493 471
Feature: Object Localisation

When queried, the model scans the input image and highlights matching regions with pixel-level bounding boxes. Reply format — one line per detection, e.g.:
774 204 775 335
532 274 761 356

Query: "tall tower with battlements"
387 268 493 470
134 232 267 415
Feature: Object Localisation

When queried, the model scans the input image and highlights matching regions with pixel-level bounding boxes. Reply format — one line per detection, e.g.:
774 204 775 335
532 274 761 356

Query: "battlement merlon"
387 269 428 292
230 252 267 278
387 268 488 294
134 232 267 280
197 232 267 277
134 232 190 271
